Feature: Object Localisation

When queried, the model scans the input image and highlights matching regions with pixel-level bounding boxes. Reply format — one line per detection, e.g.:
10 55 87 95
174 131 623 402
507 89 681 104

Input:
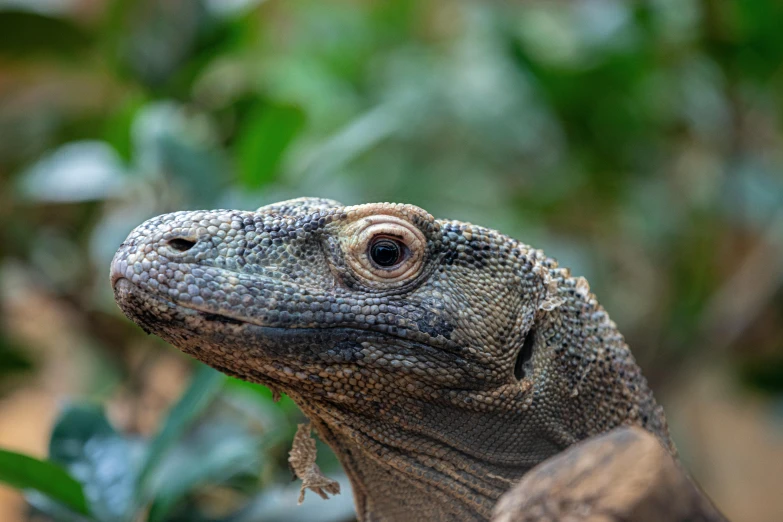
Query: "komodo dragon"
111 198 717 521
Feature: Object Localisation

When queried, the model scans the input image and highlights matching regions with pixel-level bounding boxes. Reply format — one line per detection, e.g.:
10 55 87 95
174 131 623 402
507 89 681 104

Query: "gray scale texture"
111 197 673 522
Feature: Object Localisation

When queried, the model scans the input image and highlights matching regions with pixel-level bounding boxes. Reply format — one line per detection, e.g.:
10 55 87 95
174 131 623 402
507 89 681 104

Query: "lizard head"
112 198 552 399
120 198 555 379
129 204 560 397
113 198 640 480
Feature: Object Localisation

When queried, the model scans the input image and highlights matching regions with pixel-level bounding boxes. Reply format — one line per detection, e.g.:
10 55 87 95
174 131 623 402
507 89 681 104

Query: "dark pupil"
370 239 401 267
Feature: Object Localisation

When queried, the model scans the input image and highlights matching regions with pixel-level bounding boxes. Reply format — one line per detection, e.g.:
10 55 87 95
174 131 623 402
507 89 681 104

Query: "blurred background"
0 0 781 521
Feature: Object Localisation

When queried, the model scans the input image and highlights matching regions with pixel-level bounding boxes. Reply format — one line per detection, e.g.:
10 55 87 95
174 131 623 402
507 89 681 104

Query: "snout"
108 210 224 292
110 234 200 288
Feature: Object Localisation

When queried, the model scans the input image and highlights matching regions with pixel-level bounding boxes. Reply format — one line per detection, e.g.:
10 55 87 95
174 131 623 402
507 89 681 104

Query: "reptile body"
111 198 673 521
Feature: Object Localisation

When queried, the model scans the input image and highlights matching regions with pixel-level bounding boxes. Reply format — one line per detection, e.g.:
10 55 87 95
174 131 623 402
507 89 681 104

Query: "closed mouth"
112 269 466 359
113 278 420 350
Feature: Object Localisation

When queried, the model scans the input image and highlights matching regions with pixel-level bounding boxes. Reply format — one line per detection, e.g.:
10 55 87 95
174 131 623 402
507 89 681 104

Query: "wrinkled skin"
112 198 672 522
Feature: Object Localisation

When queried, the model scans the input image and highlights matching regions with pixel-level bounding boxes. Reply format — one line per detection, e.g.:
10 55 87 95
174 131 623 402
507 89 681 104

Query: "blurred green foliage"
0 0 782 520
1 366 353 521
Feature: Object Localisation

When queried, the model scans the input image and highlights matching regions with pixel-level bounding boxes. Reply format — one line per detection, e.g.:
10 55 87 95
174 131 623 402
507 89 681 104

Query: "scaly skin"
111 198 673 522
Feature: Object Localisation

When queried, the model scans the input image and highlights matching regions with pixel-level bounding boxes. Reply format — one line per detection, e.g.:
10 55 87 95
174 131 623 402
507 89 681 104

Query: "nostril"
167 238 197 252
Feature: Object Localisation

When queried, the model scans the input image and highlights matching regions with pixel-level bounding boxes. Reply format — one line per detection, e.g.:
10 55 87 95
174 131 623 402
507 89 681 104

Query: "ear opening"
514 325 536 380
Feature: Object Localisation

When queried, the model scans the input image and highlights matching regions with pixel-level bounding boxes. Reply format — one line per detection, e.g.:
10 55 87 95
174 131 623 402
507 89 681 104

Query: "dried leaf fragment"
288 423 341 504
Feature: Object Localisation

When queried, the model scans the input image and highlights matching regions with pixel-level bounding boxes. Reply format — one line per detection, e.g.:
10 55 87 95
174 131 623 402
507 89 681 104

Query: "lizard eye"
342 215 427 285
369 237 405 268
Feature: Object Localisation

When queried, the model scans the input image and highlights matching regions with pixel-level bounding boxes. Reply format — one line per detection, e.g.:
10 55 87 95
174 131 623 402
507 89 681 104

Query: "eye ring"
369 236 407 268
340 215 427 285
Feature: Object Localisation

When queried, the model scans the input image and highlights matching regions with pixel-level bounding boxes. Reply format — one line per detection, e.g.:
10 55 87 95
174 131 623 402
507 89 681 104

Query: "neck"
297 397 555 522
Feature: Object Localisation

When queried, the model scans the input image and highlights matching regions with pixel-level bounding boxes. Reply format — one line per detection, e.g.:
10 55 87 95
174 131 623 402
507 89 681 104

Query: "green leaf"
18 141 129 202
0 334 33 394
220 379 296 452
137 364 226 495
27 492 94 522
0 11 93 59
146 421 263 522
131 101 230 207
0 449 89 516
49 404 144 522
104 95 148 162
146 374 291 521
236 102 306 189
224 378 299 414
103 0 205 89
